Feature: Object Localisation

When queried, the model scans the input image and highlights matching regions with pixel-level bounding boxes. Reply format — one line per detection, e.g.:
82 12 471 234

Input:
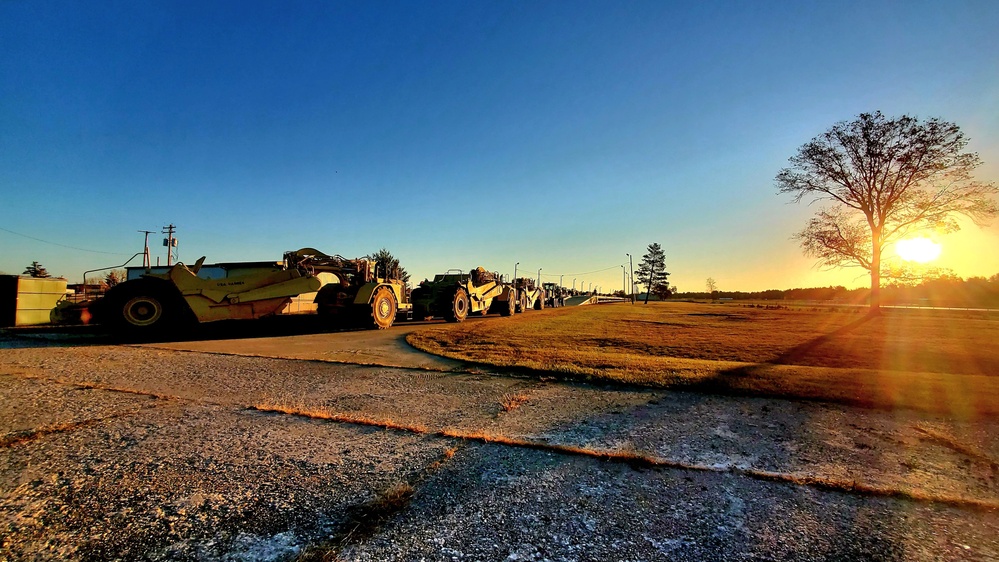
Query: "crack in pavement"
250 404 999 512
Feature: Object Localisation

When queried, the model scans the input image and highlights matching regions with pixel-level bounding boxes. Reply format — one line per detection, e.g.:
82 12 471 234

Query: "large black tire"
499 296 514 317
445 287 469 323
121 293 166 328
517 294 528 313
315 284 341 320
365 286 397 329
410 288 430 320
101 280 189 338
535 296 545 310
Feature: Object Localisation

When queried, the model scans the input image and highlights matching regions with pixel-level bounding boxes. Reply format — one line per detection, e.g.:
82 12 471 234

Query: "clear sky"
2 0 998 293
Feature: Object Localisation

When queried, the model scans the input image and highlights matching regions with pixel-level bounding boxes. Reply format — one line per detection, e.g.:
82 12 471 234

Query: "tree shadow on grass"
684 312 996 418
766 313 878 367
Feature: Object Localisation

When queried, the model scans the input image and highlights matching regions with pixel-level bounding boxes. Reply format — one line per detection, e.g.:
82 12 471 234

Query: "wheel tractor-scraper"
94 248 411 337
410 267 515 322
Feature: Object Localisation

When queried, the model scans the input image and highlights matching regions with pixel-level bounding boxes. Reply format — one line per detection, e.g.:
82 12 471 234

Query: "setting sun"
895 237 942 263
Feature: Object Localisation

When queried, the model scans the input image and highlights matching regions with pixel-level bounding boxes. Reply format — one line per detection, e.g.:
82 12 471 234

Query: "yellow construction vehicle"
411 267 513 322
543 282 567 307
94 248 411 336
513 278 546 312
95 255 320 335
285 248 411 329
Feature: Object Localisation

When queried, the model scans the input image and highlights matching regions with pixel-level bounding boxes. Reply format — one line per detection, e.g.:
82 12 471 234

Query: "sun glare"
895 237 942 263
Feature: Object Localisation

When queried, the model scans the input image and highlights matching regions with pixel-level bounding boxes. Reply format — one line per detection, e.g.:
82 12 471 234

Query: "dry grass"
406 302 999 417
0 410 142 448
252 401 430 434
912 425 999 469
499 392 530 412
8 371 182 402
296 482 416 562
0 422 90 448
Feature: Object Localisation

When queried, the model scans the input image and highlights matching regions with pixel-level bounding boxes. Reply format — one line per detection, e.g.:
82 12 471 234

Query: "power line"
517 263 624 280
546 264 625 278
0 226 130 256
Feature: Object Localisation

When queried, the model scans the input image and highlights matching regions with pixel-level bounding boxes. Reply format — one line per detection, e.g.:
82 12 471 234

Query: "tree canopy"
366 248 410 286
776 111 998 311
23 261 51 278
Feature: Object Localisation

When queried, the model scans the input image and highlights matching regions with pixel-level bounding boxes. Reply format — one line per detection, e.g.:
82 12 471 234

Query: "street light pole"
622 265 626 296
537 268 542 287
572 278 576 291
626 253 635 304
514 262 519 282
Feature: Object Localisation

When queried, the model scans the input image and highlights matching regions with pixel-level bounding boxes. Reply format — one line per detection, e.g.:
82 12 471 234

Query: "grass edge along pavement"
405 302 999 418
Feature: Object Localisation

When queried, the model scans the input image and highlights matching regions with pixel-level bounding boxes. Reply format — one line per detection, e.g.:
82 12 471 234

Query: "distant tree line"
675 273 999 308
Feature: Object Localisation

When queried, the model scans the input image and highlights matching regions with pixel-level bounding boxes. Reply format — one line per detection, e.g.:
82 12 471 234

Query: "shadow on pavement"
0 315 445 349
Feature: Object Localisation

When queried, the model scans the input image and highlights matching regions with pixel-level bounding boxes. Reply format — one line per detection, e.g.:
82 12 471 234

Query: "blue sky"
2 0 997 292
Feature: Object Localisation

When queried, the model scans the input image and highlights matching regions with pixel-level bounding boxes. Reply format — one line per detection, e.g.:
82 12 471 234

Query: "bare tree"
706 277 718 299
777 111 998 312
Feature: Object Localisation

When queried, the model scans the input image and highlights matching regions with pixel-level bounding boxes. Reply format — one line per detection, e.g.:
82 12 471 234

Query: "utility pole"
622 265 626 296
162 224 176 266
572 278 576 291
537 268 542 287
138 230 154 269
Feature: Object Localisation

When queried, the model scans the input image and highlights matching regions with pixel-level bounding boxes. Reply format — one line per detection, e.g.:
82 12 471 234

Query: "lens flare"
895 238 942 263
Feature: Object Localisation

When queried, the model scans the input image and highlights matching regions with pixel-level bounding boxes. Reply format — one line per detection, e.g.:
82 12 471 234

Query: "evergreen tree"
634 243 669 304
365 248 410 286
23 261 51 278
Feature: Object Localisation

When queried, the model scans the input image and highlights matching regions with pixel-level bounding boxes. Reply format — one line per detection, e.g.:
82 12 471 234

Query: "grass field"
406 302 999 417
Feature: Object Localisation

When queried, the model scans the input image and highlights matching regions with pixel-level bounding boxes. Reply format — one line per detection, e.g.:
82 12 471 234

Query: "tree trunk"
644 273 652 304
869 233 881 314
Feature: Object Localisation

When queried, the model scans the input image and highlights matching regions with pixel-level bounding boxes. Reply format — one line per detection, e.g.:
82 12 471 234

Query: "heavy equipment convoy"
411 267 514 322
94 248 410 335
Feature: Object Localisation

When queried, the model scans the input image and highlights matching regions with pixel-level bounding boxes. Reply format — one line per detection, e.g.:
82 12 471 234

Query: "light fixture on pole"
626 253 635 304
514 262 519 281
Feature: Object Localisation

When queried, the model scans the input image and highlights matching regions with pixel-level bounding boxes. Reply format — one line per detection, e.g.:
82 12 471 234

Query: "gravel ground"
2 328 998 561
